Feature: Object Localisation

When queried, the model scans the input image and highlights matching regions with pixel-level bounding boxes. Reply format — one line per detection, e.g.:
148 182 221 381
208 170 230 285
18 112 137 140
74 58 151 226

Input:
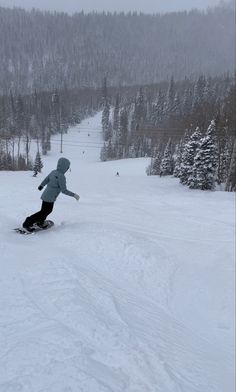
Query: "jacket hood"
57 157 70 174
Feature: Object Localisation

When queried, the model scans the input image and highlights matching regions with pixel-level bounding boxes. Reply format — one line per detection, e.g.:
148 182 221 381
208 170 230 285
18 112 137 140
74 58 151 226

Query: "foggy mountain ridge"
0 0 231 15
0 3 234 94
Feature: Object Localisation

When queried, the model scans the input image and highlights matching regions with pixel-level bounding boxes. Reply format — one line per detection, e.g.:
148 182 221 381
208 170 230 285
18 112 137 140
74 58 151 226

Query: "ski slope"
0 112 235 392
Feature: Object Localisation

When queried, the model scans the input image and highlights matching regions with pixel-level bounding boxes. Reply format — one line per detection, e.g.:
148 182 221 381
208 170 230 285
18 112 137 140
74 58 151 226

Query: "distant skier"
22 157 80 232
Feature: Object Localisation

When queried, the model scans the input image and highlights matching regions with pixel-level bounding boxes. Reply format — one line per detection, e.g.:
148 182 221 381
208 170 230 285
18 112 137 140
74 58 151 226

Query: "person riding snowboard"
23 157 80 232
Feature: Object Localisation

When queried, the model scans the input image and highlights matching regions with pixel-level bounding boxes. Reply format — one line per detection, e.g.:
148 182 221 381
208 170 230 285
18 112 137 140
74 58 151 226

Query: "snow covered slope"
0 112 235 392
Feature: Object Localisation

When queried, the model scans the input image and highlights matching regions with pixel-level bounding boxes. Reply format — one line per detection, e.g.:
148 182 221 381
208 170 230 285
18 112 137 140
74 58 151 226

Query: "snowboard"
14 220 54 235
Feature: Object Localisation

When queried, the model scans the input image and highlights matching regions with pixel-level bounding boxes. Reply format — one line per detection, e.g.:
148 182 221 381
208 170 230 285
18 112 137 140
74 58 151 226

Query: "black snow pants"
23 201 54 227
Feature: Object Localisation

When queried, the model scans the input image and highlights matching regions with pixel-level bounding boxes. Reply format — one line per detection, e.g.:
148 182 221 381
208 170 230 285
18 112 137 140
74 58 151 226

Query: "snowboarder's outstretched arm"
38 174 50 190
58 174 75 198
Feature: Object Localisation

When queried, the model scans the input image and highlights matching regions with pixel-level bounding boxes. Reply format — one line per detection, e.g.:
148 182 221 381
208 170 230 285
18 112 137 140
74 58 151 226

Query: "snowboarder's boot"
35 221 47 229
22 218 35 233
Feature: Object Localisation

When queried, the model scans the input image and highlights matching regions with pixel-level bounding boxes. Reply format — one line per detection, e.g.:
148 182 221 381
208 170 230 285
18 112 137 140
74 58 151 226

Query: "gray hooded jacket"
40 158 75 203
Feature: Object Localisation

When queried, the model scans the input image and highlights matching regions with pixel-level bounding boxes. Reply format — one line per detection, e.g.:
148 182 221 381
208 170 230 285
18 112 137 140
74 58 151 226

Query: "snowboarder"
22 157 80 232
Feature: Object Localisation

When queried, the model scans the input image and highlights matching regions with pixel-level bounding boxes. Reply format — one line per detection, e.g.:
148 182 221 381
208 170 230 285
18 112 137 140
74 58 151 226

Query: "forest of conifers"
0 4 234 93
0 2 235 190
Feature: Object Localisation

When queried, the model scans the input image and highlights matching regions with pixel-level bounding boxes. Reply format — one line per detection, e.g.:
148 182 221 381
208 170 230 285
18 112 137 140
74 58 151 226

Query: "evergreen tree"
114 142 123 159
179 127 202 185
173 142 183 178
147 151 163 175
51 90 61 132
102 101 110 141
160 139 173 175
101 76 111 140
46 132 51 152
190 120 218 190
100 140 114 161
172 92 181 117
130 100 137 132
106 140 114 160
225 140 236 191
128 145 137 158
102 76 108 106
118 108 128 146
192 75 206 110
217 129 232 184
151 89 165 126
100 143 108 161
182 87 193 115
33 151 43 176
203 78 211 102
164 76 175 117
146 159 153 176
136 88 146 123
5 153 13 170
107 121 113 141
131 88 146 132
0 154 4 171
18 154 27 170
41 129 48 155
15 94 25 133
113 94 120 132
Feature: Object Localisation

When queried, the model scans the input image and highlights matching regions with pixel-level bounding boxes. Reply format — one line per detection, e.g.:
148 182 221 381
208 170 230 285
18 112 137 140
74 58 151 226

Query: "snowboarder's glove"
38 186 43 191
74 193 80 201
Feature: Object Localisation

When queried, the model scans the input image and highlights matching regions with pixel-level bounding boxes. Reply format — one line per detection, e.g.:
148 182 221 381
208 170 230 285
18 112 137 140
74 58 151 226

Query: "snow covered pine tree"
179 127 201 186
33 151 43 177
190 121 218 190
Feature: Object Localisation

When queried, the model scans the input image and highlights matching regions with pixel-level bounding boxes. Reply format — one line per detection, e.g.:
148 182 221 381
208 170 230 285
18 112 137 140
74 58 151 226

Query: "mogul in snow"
22 157 80 232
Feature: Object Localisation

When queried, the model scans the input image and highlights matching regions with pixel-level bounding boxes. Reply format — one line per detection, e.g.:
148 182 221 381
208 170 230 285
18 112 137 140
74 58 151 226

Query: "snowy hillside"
0 112 235 392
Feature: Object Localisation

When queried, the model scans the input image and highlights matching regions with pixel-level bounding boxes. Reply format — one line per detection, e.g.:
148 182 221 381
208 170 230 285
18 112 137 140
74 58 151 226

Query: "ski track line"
52 249 234 389
99 217 233 244
73 266 234 392
52 221 179 312
25 217 232 245
0 252 164 391
2 244 231 392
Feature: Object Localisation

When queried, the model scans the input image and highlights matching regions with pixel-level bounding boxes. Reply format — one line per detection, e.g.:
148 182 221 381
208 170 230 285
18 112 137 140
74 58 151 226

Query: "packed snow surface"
0 112 235 392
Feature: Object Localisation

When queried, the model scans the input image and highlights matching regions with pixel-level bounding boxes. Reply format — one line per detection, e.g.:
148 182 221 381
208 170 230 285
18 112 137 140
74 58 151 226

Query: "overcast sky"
0 0 222 14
